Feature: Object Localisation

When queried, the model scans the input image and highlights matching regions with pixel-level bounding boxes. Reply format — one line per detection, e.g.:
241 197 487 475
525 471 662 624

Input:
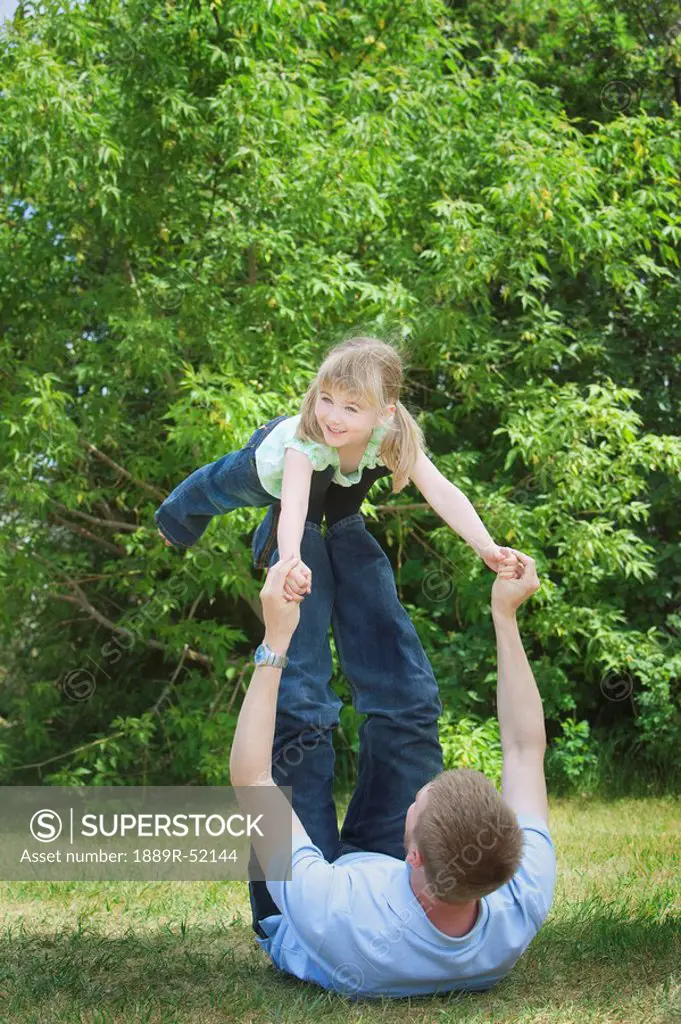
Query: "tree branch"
96 499 117 519
246 243 257 284
46 591 164 652
14 636 233 775
123 258 143 303
62 571 145 584
152 643 190 715
81 442 166 501
372 502 430 513
55 502 139 533
224 664 249 717
50 514 127 555
47 590 213 667
14 731 129 772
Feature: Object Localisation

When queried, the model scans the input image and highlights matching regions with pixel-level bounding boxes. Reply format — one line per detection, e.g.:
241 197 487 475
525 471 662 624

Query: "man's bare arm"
493 608 547 753
491 551 548 824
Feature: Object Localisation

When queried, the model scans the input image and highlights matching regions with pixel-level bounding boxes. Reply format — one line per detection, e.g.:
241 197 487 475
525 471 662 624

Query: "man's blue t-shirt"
256 814 557 999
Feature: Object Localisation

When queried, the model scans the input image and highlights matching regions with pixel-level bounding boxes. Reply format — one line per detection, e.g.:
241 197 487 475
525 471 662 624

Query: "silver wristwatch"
253 641 289 669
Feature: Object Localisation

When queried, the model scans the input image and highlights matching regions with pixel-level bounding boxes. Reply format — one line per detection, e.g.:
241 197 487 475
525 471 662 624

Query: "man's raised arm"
491 550 549 824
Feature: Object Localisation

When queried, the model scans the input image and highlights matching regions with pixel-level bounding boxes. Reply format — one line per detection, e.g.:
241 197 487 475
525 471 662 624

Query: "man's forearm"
229 630 292 785
493 608 547 750
429 481 495 555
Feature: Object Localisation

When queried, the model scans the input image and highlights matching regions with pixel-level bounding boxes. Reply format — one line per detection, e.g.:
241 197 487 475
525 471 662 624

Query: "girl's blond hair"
297 336 424 493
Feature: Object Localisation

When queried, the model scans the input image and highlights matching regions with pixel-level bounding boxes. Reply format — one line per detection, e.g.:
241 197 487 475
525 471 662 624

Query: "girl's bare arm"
409 449 496 555
278 447 314 560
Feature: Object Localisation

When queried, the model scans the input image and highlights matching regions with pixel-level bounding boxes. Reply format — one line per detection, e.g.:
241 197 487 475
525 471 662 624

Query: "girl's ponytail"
380 399 425 494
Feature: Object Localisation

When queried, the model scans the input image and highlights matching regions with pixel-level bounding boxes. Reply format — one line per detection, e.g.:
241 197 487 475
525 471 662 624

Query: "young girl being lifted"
155 336 518 599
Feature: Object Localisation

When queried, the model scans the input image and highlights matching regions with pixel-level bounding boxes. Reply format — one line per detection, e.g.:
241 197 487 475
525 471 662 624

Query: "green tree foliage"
1 0 679 788
445 0 681 123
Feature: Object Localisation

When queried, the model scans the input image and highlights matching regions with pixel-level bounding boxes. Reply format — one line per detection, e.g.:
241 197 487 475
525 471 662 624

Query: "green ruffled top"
254 414 389 499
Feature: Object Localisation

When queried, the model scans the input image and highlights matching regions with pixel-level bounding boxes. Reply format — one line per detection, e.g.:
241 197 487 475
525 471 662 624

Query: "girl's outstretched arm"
278 447 314 595
409 450 514 571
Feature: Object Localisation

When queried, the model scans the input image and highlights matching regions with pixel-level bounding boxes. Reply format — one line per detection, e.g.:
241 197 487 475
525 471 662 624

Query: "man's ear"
406 845 424 869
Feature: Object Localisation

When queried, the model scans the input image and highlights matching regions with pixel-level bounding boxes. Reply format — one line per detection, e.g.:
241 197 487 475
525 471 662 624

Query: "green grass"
0 795 679 1024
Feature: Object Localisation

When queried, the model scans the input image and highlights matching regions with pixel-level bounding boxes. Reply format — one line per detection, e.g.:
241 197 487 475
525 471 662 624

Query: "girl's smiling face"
314 387 392 448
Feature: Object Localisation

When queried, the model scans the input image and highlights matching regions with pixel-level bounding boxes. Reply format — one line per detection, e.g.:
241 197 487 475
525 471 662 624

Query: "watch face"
254 645 266 665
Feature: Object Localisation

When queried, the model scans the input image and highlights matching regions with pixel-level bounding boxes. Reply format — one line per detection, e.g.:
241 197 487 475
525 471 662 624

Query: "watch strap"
255 642 289 669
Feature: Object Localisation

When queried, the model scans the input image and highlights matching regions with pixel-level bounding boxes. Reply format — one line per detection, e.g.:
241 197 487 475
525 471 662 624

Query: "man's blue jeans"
248 512 444 931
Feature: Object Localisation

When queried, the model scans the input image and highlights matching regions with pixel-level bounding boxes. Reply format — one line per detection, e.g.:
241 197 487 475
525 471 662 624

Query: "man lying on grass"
230 547 556 999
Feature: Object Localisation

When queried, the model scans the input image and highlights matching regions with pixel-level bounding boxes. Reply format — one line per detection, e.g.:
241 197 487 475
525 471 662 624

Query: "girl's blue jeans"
154 416 296 549
248 512 444 933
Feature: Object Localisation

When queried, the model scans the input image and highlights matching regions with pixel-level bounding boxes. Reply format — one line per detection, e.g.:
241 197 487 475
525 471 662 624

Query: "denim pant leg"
325 513 444 862
155 416 289 549
248 520 342 931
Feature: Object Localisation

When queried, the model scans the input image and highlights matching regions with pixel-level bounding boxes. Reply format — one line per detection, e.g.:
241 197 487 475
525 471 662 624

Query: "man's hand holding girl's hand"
479 542 521 576
261 555 305 646
491 548 541 615
282 558 312 602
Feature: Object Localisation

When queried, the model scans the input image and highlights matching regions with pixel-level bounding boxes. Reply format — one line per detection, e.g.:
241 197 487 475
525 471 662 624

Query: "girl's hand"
283 560 312 602
158 528 174 548
479 542 519 574
497 551 521 579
